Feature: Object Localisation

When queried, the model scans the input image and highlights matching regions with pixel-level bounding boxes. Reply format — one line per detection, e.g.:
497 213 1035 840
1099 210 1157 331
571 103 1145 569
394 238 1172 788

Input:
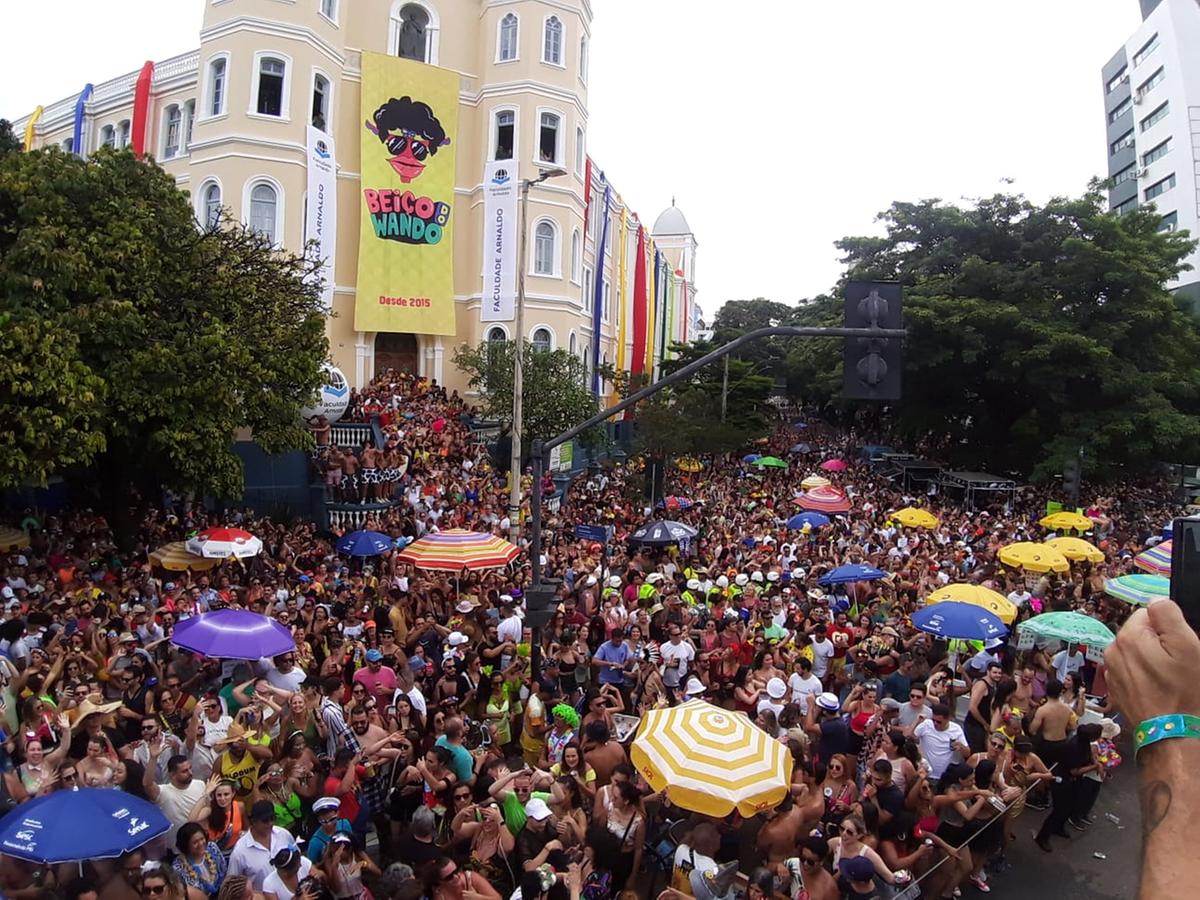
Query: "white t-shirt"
810 639 835 679
265 663 306 693
673 844 718 880
156 778 207 844
788 673 823 713
262 857 313 900
228 826 296 891
1051 649 1084 682
659 640 696 687
914 719 967 779
1007 590 1032 608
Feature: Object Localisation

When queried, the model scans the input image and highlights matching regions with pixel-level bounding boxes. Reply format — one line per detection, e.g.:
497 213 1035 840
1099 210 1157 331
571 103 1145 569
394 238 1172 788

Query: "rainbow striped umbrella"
396 528 520 572
1104 574 1170 606
1133 540 1172 576
631 700 793 817
793 485 851 514
149 542 221 572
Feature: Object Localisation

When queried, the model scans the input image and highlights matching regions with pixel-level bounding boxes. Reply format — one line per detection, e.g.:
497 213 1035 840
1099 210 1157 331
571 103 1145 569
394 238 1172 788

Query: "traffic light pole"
527 324 905 585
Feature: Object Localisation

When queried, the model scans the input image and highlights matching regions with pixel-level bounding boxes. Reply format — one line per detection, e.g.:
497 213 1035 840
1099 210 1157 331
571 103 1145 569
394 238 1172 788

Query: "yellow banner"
355 52 458 335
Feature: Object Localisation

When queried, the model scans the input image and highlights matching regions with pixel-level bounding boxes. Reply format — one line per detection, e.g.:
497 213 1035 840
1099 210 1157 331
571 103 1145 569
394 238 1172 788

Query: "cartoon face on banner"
300 364 350 423
365 96 450 184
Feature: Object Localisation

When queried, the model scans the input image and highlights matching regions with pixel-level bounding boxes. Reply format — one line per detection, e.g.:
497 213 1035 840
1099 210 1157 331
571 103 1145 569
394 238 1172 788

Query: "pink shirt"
352 664 397 698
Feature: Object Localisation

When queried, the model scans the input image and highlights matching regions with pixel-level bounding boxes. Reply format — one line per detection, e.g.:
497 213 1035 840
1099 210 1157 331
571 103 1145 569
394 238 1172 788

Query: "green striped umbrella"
1019 611 1116 649
1104 574 1170 606
750 456 788 469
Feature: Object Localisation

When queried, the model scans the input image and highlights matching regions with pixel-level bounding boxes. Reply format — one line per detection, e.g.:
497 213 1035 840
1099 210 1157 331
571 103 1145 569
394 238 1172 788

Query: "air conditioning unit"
1136 168 1149 178
1133 94 1144 104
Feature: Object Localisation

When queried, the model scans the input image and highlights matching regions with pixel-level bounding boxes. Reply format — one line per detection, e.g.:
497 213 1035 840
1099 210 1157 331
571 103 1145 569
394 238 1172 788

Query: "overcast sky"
2 0 1142 318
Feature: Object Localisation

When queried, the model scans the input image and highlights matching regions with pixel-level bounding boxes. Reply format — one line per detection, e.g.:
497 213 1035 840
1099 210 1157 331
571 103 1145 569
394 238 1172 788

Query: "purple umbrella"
170 609 295 660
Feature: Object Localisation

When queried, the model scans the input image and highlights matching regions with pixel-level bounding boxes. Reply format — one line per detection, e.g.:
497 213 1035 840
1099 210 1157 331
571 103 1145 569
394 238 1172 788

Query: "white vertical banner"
482 160 518 322
305 125 338 312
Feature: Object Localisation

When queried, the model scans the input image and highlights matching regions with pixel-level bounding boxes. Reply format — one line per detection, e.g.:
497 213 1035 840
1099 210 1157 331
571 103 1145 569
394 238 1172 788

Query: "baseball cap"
365 649 383 663
843 855 876 882
524 798 552 821
447 631 469 647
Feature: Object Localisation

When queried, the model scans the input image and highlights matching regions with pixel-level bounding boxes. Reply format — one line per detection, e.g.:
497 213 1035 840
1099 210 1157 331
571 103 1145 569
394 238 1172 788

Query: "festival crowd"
0 370 1172 900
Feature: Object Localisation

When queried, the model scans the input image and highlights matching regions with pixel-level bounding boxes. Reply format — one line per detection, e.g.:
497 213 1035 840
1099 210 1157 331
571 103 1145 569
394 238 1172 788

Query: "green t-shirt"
501 789 550 836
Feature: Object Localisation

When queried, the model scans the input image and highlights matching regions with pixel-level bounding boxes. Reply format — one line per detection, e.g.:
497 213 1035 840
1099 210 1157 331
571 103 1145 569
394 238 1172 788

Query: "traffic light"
1063 455 1081 506
843 282 902 401
524 580 562 632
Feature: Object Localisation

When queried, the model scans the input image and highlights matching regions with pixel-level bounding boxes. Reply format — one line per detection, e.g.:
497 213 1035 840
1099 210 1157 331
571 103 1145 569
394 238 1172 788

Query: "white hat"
761 536 777 545
683 675 706 697
455 599 477 614
447 631 469 647
791 568 806 580
984 638 1005 650
646 573 665 585
807 588 826 601
735 574 750 587
499 594 514 606
607 576 622 589
815 692 841 712
687 579 702 591
585 575 597 586
716 576 729 589
1100 718 1121 740
766 571 780 583
0 587 12 599
766 677 787 700
313 796 341 814
524 798 553 821
750 572 764 583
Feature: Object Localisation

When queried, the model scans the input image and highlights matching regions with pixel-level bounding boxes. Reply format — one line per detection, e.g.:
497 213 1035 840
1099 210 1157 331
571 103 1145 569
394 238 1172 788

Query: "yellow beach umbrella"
674 457 704 473
999 542 1070 574
1039 511 1094 532
801 475 831 490
149 542 221 572
1045 536 1105 564
925 584 1017 624
0 527 30 552
631 700 793 817
890 507 940 529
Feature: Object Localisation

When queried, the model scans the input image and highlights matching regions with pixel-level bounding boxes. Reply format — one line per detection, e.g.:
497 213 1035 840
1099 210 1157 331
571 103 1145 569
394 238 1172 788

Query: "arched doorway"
374 333 419 378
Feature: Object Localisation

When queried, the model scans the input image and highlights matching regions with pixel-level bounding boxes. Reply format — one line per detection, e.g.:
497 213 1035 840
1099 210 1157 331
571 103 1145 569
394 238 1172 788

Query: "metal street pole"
508 167 567 546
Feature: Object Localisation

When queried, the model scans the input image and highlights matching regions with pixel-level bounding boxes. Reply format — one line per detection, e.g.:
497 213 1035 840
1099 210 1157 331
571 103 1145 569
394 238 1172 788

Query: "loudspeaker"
1169 517 1200 631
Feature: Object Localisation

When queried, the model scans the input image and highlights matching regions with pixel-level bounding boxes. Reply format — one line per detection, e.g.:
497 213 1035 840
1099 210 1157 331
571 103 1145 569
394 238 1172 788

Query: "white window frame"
568 332 577 355
204 53 230 120
198 178 223 229
311 68 333 132
486 324 511 342
534 107 564 167
249 51 292 121
490 106 518 162
118 120 131 148
531 217 560 277
579 36 589 83
162 104 182 159
570 228 582 284
583 265 593 312
542 15 564 67
530 325 555 353
575 126 585 176
319 0 339 25
243 177 285 245
183 100 195 152
603 279 611 323
389 0 440 65
497 12 519 63
99 124 116 149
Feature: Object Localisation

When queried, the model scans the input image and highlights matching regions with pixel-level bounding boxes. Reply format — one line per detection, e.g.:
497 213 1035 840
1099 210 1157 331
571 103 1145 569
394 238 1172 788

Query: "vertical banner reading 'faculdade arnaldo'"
305 125 337 312
481 161 518 322
355 52 458 335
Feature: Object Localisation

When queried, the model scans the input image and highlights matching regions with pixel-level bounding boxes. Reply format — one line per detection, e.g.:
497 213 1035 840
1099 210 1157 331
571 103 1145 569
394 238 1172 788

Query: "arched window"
494 109 514 160
538 112 561 164
487 326 508 344
570 229 581 283
184 100 195 151
312 73 330 130
486 325 508 372
100 125 116 149
580 37 589 82
208 57 227 117
532 328 552 353
582 347 590 378
533 221 557 276
249 182 279 242
575 126 585 176
202 182 222 229
397 3 430 61
118 120 131 148
543 16 563 65
320 0 338 21
498 13 518 62
256 57 286 117
163 105 182 158
569 332 577 355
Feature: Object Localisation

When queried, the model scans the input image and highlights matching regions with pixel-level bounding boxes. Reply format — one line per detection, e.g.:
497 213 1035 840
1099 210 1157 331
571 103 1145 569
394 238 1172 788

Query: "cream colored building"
13 0 698 396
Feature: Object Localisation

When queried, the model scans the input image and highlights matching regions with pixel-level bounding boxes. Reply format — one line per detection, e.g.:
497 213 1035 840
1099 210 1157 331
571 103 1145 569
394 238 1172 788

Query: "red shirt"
828 624 854 659
324 764 367 822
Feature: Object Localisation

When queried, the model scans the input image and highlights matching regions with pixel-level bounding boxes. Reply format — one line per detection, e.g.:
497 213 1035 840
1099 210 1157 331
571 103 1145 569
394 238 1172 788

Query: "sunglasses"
143 884 167 896
840 826 857 836
384 132 432 161
801 856 820 866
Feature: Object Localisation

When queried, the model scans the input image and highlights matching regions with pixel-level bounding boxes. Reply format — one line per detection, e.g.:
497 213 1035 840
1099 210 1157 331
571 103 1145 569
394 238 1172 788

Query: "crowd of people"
0 370 1181 900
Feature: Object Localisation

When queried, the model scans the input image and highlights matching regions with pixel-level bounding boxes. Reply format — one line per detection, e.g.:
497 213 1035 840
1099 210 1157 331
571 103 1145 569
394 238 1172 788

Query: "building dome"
652 201 692 236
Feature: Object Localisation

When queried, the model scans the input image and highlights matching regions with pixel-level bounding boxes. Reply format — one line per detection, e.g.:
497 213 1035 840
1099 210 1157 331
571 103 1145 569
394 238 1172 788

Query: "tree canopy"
785 191 1200 479
0 145 329 509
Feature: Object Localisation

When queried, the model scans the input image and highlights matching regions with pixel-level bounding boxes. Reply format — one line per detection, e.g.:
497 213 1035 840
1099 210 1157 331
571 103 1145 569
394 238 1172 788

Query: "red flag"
131 61 155 159
631 225 647 376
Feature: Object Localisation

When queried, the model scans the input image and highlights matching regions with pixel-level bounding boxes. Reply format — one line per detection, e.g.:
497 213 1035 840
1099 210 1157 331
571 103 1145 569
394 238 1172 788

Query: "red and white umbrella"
186 527 263 559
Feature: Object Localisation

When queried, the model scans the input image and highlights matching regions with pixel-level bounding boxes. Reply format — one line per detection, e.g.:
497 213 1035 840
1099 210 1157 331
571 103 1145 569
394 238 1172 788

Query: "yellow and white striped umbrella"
630 700 793 817
0 527 30 552
149 542 221 572
801 475 831 490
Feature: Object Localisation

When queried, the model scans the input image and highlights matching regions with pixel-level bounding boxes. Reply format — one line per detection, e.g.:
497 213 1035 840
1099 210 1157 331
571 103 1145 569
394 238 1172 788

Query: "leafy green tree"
799 192 1200 478
0 120 21 157
0 146 328 523
453 340 608 447
711 298 798 379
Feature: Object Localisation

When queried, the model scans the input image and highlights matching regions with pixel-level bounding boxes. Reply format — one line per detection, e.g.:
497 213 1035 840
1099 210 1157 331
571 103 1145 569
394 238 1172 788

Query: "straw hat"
74 694 123 720
215 722 251 748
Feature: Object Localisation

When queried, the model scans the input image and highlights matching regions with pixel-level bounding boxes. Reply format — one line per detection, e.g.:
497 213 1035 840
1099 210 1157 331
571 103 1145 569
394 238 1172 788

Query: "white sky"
1 0 1142 318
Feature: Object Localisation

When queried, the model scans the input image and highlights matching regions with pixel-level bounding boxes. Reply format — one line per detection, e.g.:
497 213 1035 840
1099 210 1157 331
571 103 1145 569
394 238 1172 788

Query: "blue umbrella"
336 529 394 557
788 443 813 454
818 563 886 585
787 512 830 530
0 788 169 863
912 601 1007 641
792 421 809 429
742 454 761 464
628 520 698 546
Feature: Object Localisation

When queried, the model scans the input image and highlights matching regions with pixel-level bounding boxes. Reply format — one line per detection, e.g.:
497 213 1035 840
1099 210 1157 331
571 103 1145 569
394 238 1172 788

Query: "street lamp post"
509 167 567 545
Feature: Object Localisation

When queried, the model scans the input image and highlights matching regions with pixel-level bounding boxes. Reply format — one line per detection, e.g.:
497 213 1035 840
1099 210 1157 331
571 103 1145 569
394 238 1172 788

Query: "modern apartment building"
11 0 697 393
1101 0 1200 302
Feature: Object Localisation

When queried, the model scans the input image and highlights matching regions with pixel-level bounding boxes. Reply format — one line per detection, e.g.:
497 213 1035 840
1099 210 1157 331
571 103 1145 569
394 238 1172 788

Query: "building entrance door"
374 333 418 378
